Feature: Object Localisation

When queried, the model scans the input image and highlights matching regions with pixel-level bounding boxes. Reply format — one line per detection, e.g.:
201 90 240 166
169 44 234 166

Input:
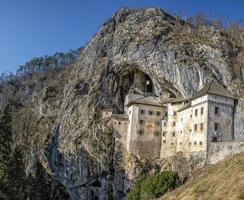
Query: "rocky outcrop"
1 7 244 200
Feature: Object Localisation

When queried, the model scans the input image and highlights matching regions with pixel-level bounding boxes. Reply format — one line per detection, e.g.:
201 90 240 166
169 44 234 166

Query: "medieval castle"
101 74 237 159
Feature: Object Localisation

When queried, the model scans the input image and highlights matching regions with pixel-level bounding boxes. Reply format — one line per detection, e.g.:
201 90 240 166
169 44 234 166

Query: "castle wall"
207 94 235 142
208 141 244 164
126 104 164 159
160 103 182 158
111 117 128 146
177 102 208 156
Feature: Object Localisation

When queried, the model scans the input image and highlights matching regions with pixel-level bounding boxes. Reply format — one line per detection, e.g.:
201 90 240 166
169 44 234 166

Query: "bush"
126 171 179 200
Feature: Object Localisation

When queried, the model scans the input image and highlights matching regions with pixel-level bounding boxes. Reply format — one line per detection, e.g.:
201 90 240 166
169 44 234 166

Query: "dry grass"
160 153 244 200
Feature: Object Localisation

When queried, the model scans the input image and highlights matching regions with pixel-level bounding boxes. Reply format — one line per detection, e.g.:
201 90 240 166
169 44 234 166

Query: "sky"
0 0 244 74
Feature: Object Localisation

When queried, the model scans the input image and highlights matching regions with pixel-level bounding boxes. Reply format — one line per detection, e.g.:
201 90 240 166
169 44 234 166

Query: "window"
180 130 182 134
189 142 191 145
164 121 167 126
195 109 198 116
194 124 198 131
118 122 121 125
137 130 144 135
194 141 197 145
172 132 175 137
173 122 176 126
180 142 182 145
139 120 144 125
124 122 127 125
199 141 203 145
189 129 192 132
140 109 145 115
156 121 161 126
171 143 174 145
163 140 166 143
114 122 117 125
148 110 154 115
106 112 108 115
200 123 204 131
162 131 166 137
129 110 131 115
173 111 177 116
190 114 192 119
154 131 160 136
215 107 219 115
214 123 219 131
156 111 161 116
181 118 183 121
165 111 168 117
201 107 204 114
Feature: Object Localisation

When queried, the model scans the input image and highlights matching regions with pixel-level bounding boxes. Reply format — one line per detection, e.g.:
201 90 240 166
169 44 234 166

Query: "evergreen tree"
27 161 50 200
5 147 28 200
0 104 13 197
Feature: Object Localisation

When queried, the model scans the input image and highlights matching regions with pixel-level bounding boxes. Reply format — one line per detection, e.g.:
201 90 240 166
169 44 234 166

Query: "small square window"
156 111 161 116
199 141 203 145
148 110 154 115
194 124 198 131
118 122 121 125
139 120 144 125
137 130 144 135
194 141 197 145
140 109 145 115
214 123 219 131
189 129 192 132
154 131 160 136
215 107 219 115
163 140 166 143
200 123 204 130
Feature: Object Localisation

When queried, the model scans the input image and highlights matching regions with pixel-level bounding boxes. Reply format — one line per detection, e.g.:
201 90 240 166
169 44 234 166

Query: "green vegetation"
126 171 179 200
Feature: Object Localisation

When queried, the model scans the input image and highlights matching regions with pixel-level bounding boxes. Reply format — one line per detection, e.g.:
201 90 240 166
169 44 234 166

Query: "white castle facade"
101 80 237 159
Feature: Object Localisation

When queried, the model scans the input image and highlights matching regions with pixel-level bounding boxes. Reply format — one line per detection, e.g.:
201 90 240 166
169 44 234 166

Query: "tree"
27 161 51 200
0 104 13 197
5 147 28 200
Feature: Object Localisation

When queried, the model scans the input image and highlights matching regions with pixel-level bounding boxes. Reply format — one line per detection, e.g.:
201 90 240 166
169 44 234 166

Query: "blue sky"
0 0 243 73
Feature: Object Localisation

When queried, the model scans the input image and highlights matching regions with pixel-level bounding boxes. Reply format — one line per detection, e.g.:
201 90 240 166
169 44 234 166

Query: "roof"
111 114 128 120
161 97 187 104
177 102 191 112
125 93 164 107
191 80 236 100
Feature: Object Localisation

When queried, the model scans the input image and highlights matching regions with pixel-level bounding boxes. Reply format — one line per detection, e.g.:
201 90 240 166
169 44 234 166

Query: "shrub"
126 171 179 200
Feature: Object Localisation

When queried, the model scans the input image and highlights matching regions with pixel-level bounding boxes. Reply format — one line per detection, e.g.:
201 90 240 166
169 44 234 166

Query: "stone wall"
207 141 244 164
127 104 165 159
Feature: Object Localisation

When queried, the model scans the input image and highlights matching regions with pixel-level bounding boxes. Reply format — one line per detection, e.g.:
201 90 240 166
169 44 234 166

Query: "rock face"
1 7 244 200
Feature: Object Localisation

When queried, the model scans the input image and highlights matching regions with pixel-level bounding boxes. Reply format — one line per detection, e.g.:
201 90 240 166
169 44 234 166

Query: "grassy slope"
160 153 244 200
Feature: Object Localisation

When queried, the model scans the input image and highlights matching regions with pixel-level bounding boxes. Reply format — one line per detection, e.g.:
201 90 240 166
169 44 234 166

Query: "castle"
101 79 237 159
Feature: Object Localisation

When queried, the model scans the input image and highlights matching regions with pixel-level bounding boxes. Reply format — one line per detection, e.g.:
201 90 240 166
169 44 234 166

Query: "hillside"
161 153 244 200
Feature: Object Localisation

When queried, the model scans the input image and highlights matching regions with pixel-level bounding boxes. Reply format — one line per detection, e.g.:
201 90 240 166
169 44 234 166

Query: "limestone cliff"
0 8 244 200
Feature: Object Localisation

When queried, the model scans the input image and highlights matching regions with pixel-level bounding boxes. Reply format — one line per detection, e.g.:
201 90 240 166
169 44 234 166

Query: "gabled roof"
161 97 187 104
125 93 164 107
191 80 236 100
